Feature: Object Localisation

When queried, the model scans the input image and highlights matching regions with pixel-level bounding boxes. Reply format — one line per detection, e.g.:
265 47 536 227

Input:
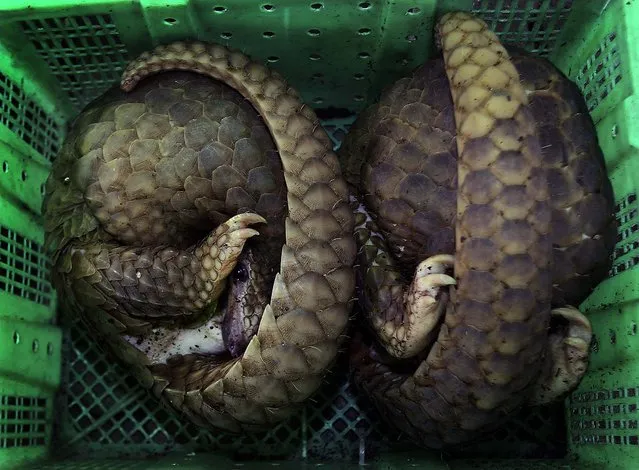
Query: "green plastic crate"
0 0 636 468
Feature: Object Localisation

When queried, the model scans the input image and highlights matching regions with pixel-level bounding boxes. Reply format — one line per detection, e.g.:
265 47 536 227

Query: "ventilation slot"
610 193 639 277
0 72 61 161
0 226 52 307
20 14 129 112
472 0 574 56
0 395 48 448
576 31 622 112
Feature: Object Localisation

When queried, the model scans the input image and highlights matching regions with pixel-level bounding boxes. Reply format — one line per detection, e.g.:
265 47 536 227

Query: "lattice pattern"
59 318 383 460
571 387 639 446
576 31 622 112
0 226 53 307
0 72 61 161
0 395 48 448
20 14 129 111
58 314 568 460
472 0 574 56
610 193 639 277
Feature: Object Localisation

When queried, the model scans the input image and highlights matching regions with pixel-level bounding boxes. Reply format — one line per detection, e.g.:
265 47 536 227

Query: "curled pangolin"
340 12 616 448
43 44 357 431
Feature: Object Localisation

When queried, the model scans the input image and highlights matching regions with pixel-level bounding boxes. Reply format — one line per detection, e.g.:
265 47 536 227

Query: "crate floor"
52 312 568 463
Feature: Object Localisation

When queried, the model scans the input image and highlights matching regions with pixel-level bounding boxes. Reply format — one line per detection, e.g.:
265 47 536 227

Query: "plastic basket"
0 0 636 468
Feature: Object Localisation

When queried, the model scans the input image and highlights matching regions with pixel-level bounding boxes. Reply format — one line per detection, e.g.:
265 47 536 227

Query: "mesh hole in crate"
609 192 639 276
0 72 62 161
0 226 53 307
472 0 574 55
576 31 622 112
20 14 129 112
0 395 48 448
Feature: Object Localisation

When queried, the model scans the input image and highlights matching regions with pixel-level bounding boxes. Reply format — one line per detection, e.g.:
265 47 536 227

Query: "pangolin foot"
528 306 593 405
189 212 266 310
412 254 456 300
383 254 456 359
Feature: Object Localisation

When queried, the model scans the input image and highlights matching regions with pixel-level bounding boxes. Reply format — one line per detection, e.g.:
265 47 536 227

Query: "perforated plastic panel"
0 395 48 448
55 307 383 462
20 14 129 112
0 227 53 308
575 32 622 114
0 0 637 469
0 72 60 161
610 193 638 277
471 0 574 55
570 387 639 446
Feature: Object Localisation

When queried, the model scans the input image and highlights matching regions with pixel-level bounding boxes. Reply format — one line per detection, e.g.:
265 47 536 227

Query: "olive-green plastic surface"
0 0 637 469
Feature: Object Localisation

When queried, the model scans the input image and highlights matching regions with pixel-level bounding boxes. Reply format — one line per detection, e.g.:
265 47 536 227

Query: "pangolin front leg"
60 212 265 326
528 306 593 405
354 196 455 359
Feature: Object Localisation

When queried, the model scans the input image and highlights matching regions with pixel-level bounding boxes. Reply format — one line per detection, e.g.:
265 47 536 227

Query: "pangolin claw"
222 212 267 231
375 253 456 360
416 254 455 273
191 212 265 308
529 306 593 406
414 273 457 296
413 254 456 298
388 254 456 359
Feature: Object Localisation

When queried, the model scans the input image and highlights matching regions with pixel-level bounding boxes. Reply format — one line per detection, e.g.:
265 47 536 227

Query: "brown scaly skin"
344 48 614 366
344 50 612 360
45 73 285 355
343 12 614 449
512 52 617 307
44 47 357 432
